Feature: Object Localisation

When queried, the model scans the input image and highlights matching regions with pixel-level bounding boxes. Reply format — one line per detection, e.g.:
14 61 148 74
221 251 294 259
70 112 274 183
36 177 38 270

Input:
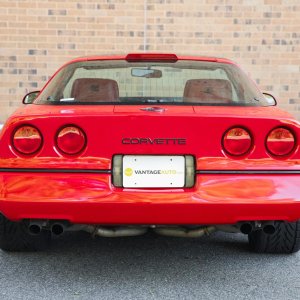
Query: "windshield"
34 60 268 106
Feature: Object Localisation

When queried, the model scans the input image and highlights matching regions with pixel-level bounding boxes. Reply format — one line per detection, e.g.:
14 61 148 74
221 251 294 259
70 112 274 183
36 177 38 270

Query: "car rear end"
0 53 300 253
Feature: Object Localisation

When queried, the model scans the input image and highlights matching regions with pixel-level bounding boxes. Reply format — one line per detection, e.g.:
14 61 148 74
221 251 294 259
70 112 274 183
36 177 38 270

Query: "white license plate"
123 155 185 188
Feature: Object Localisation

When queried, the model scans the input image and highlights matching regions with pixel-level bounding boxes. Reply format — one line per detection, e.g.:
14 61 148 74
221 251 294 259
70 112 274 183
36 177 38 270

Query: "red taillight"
13 125 42 155
266 127 296 156
56 126 86 155
125 53 178 62
223 127 252 156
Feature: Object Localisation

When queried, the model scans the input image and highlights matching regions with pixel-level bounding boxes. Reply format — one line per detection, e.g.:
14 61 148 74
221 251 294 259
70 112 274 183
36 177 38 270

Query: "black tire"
0 214 51 252
248 221 300 254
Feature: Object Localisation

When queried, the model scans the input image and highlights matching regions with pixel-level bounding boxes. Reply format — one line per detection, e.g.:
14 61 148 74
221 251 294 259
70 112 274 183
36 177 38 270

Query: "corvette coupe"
0 53 299 253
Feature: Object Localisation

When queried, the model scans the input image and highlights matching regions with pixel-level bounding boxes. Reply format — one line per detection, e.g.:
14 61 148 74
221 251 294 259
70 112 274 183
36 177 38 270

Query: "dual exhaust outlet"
29 222 65 236
28 221 277 237
239 221 276 235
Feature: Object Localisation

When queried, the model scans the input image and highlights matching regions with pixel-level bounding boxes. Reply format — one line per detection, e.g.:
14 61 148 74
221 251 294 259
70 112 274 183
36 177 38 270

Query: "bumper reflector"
112 155 123 187
185 155 195 188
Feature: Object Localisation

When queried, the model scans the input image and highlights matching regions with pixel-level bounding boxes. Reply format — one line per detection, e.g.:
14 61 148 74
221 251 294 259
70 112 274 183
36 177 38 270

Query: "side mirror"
263 92 277 106
22 91 40 104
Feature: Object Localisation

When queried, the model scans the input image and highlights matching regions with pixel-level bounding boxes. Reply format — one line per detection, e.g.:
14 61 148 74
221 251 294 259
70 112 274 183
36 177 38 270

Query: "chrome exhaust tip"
28 224 42 235
262 223 276 235
239 222 253 234
51 223 65 236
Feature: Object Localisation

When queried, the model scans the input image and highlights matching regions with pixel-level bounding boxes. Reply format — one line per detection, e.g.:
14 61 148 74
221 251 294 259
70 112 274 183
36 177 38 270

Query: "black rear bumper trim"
0 168 299 175
0 168 111 174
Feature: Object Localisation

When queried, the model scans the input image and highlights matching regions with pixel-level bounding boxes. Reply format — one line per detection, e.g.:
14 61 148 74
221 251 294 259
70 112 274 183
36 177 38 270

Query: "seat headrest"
183 79 233 103
71 78 119 102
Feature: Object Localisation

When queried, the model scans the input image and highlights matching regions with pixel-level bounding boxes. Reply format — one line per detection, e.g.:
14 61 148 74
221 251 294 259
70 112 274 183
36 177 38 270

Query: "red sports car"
0 53 299 253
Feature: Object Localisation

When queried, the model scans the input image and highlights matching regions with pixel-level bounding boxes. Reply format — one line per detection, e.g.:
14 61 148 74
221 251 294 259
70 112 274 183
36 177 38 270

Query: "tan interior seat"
71 78 119 102
183 79 233 103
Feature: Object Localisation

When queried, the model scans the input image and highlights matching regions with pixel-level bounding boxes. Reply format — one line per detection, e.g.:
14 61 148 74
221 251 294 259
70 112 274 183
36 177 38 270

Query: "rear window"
35 60 268 106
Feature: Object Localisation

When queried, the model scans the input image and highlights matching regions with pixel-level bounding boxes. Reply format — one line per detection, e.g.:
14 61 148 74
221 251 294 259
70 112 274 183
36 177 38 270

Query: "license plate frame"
122 155 185 188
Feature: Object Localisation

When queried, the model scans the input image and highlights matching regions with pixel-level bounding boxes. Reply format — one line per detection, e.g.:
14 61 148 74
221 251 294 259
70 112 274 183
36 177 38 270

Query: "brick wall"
0 0 299 123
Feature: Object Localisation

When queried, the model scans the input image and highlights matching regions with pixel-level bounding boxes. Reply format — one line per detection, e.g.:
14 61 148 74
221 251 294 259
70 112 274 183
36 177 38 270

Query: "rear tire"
0 214 51 252
248 221 300 254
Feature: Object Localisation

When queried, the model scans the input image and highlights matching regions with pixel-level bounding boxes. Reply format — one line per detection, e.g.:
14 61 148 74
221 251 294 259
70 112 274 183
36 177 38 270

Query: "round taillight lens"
266 127 295 156
223 127 252 156
13 125 42 155
56 126 86 155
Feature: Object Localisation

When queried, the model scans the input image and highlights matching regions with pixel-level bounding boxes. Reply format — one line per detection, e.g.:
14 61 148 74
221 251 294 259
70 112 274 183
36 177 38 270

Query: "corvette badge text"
122 138 186 145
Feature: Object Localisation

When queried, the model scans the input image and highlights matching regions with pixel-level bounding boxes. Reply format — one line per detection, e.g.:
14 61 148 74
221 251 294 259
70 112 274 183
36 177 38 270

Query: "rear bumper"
0 172 300 224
